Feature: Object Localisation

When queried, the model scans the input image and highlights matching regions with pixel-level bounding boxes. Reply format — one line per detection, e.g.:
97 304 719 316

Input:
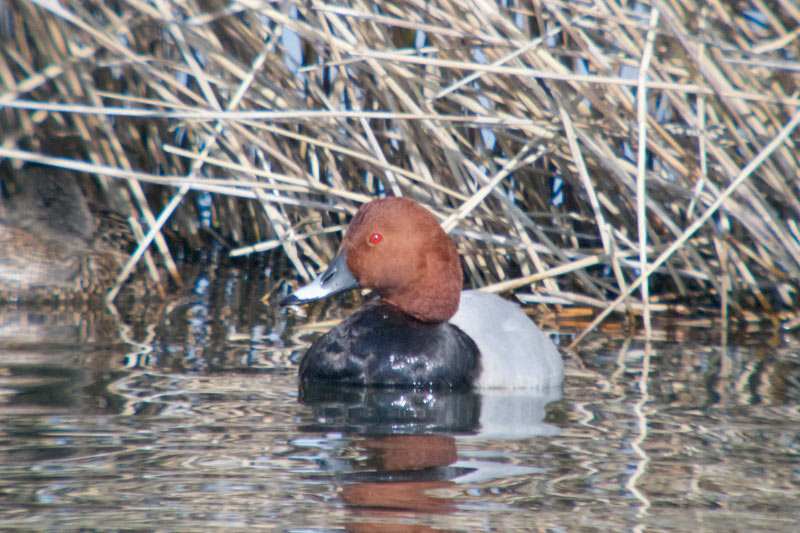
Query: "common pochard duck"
0 166 133 300
281 197 563 390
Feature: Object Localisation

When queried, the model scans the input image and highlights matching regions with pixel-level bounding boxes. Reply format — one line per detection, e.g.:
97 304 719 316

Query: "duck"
0 165 133 300
281 196 563 391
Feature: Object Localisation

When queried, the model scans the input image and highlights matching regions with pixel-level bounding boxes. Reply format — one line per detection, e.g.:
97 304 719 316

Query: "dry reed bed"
2 1 800 338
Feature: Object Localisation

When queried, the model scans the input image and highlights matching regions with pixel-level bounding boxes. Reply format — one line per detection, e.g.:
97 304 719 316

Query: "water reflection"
295 373 562 530
300 382 561 439
0 302 134 416
299 384 482 435
0 262 798 530
295 381 558 529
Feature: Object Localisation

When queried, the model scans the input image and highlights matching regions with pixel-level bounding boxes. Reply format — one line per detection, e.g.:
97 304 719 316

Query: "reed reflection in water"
0 263 798 531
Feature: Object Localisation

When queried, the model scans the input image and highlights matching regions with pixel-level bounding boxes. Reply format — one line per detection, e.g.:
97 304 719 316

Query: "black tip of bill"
279 293 301 307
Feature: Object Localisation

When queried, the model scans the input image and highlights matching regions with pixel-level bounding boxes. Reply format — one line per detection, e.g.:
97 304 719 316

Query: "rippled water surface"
1 263 798 531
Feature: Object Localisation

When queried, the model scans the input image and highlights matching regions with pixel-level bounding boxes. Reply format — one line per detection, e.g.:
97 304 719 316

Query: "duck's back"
449 290 563 390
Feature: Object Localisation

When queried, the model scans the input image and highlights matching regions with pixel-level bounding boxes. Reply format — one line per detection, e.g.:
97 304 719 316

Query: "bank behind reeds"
2 1 799 330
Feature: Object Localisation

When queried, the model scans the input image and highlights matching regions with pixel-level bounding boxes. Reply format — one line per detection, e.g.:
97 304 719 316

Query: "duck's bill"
280 250 359 306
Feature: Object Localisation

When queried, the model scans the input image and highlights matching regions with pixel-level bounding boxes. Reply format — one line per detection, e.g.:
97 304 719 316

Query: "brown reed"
2 0 799 340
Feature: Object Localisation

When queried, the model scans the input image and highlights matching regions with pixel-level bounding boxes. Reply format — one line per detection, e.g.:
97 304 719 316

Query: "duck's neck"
381 282 461 323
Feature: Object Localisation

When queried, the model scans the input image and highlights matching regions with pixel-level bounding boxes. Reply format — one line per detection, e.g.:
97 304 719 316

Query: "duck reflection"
299 381 561 439
299 382 560 530
340 434 461 532
299 383 482 435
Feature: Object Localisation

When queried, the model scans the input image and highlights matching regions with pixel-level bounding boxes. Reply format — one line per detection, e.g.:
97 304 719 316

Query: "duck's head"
281 197 462 323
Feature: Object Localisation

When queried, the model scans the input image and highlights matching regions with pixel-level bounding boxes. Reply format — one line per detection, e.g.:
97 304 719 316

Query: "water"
0 262 798 531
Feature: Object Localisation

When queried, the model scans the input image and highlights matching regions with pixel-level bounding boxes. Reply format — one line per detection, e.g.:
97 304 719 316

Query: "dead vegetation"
2 0 800 339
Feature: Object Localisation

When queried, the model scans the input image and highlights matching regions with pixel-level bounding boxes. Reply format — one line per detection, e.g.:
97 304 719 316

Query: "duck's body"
451 290 562 390
0 166 130 300
282 197 563 391
299 300 480 389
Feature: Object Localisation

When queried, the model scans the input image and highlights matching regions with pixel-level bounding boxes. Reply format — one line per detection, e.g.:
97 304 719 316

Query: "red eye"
368 232 383 245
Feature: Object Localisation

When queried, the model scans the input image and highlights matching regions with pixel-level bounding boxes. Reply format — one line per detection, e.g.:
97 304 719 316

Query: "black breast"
298 301 480 390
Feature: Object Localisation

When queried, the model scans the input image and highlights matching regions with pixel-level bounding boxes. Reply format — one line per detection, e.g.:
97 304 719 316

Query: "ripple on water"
1 264 799 530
